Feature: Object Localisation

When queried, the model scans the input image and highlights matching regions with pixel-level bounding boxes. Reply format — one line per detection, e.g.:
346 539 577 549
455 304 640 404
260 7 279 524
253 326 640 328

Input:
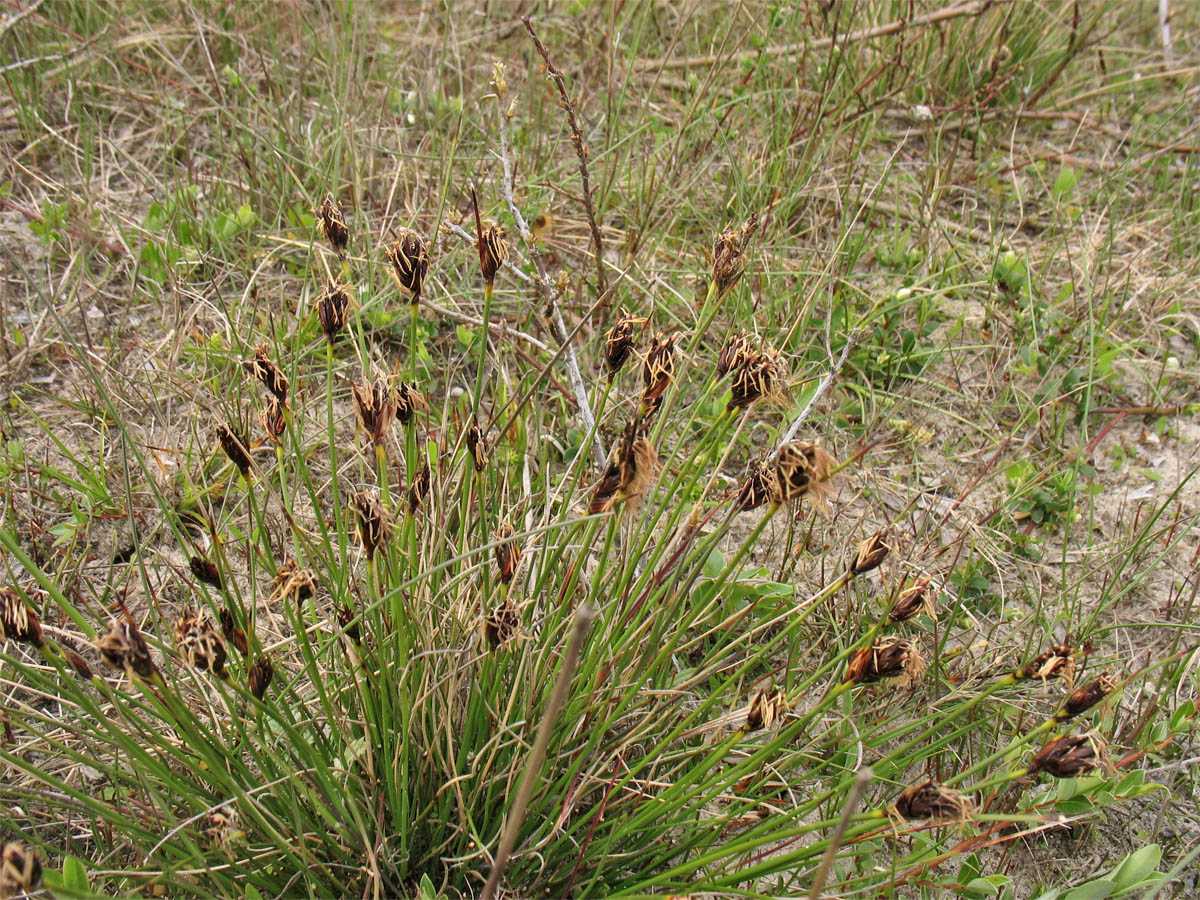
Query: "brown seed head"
242 344 288 402
493 522 521 585
248 655 274 700
219 607 249 656
890 577 937 624
717 330 753 377
64 649 94 679
337 603 362 643
712 219 753 297
216 424 252 479
385 231 430 303
466 423 488 472
273 561 317 604
351 376 398 448
845 636 926 688
353 490 389 561
315 194 349 257
97 618 157 680
395 382 428 426
174 607 228 679
745 687 788 732
728 349 789 411
261 396 287 442
774 441 837 505
1016 642 1076 688
1059 673 1117 721
0 842 42 899
408 459 431 513
189 556 223 589
317 284 351 340
1029 733 1103 778
894 780 974 821
589 458 622 515
735 460 780 512
604 310 646 378
472 189 507 286
204 804 241 851
0 588 43 647
619 435 658 514
849 529 891 576
641 331 680 414
484 599 519 649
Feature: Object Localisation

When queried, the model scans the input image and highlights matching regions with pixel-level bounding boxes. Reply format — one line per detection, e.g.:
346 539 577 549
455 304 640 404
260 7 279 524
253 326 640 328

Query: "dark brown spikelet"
174 607 228 679
395 382 428 426
97 618 157 680
493 522 520 585
248 655 274 700
1 708 13 745
317 284 351 340
219 608 249 656
204 805 241 851
0 588 43 647
745 687 788 732
189 556 223 589
351 377 397 448
589 458 622 515
1029 733 1103 778
242 344 288 402
1016 642 1076 688
273 561 317 604
894 780 974 822
315 194 349 258
845 637 926 688
711 219 753 298
619 435 658 513
641 331 680 414
774 440 837 505
849 529 891 576
216 424 252 479
353 490 389 561
728 350 788 411
735 460 780 512
717 330 752 377
1058 673 1117 722
408 460 431 513
604 310 646 378
64 649 94 679
466 423 488 472
261 395 287 442
484 599 519 649
1 842 42 899
386 231 430 303
337 603 362 643
890 577 937 623
472 189 507 286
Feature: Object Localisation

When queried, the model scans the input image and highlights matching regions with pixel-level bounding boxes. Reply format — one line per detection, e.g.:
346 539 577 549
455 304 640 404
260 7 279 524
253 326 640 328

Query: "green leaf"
1052 166 1079 200
236 204 256 228
62 856 89 893
703 549 725 578
1062 879 1115 899
245 885 264 900
418 873 437 899
1110 844 1160 889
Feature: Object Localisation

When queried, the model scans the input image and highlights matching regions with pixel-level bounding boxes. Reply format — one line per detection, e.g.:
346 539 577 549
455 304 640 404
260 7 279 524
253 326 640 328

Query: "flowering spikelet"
466 423 488 472
204 805 242 851
484 599 519 649
711 219 753 298
385 231 430 303
408 460 431 513
315 194 349 258
845 637 925 688
97 618 157 680
589 421 656 514
0 842 42 899
189 556 222 589
1057 673 1117 722
242 344 288 402
890 577 937 623
317 283 351 340
353 490 389 561
735 460 780 512
1016 642 1075 688
493 522 520 585
717 330 753 377
219 608 249 656
745 687 788 732
1029 733 1103 778
604 309 646 378
337 603 362 643
351 376 397 448
589 458 622 515
774 440 837 505
261 396 287 442
395 382 428 426
216 424 252 479
641 331 679 414
727 349 788 411
174 607 227 678
849 529 891 576
472 189 507 287
273 561 317 604
248 655 274 700
63 649 93 679
0 588 43 647
894 780 974 822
